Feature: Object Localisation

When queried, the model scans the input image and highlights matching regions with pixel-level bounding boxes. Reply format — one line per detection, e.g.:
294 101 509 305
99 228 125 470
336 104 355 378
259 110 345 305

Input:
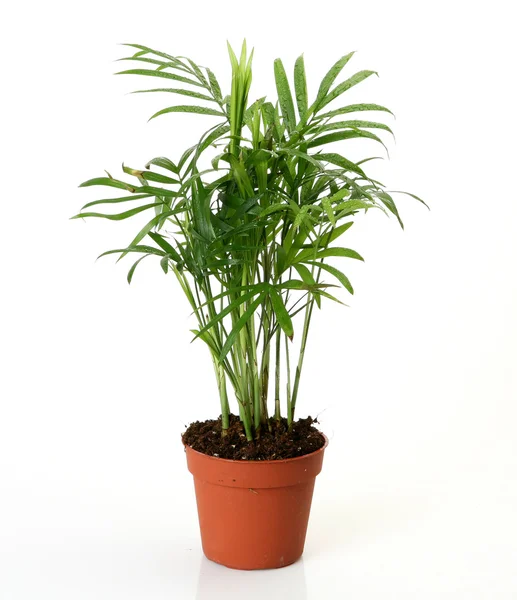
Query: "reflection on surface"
196 554 307 600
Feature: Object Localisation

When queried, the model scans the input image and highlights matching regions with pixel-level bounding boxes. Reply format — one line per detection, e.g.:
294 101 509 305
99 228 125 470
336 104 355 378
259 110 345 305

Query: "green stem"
248 314 261 432
215 361 230 435
258 243 271 430
289 222 324 425
285 332 292 425
274 328 281 421
258 311 271 431
235 322 253 440
290 298 314 424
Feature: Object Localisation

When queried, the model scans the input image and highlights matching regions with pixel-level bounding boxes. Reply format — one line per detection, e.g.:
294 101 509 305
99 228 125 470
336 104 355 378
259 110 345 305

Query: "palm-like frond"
75 42 426 439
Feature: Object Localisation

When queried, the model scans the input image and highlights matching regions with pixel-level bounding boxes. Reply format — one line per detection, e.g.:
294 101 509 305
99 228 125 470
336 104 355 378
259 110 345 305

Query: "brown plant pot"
184 435 328 570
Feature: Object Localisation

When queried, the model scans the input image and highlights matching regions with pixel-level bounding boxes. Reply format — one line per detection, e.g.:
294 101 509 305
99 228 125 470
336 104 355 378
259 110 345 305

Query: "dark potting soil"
182 414 326 460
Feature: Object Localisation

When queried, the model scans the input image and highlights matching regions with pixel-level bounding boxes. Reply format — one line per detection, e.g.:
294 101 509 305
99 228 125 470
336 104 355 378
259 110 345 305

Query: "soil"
182 414 326 460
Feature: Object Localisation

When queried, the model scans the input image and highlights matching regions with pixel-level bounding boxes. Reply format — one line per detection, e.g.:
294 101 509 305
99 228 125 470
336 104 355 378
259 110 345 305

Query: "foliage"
74 42 426 440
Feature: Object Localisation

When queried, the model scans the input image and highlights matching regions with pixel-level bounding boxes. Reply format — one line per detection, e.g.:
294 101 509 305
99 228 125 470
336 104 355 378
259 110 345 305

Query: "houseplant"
74 41 425 569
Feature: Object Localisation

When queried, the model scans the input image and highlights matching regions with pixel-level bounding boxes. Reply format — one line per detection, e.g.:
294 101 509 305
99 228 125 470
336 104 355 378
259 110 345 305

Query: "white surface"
1 0 516 598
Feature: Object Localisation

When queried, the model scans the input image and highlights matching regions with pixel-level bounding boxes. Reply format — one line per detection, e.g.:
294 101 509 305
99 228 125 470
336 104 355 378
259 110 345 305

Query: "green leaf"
116 55 188 72
293 245 363 264
279 148 324 171
80 193 152 210
149 105 226 121
318 70 377 111
71 202 164 221
292 263 321 307
127 254 150 284
304 260 354 294
269 288 294 340
319 221 354 247
160 255 170 274
259 203 290 218
335 199 376 218
147 231 181 262
190 327 218 354
189 123 231 169
293 205 310 231
278 280 337 292
308 129 387 153
318 103 394 120
121 209 183 259
178 145 196 171
79 177 135 192
276 279 305 290
294 55 308 122
187 58 209 86
293 263 316 285
227 41 239 71
274 58 296 133
276 244 287 277
131 88 215 102
98 245 166 259
135 185 179 197
219 292 266 360
145 157 178 173
121 43 183 65
376 191 404 228
206 68 223 102
315 247 364 261
313 52 355 112
315 119 393 136
225 154 255 197
321 196 336 226
190 179 216 241
115 68 203 88
316 153 367 178
142 170 179 184
390 190 430 209
357 156 384 166
313 289 347 306
328 186 351 204
261 101 276 129
122 164 179 184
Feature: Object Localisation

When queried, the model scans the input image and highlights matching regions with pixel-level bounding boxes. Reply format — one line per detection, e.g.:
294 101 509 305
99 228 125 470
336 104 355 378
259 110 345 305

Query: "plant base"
182 414 325 460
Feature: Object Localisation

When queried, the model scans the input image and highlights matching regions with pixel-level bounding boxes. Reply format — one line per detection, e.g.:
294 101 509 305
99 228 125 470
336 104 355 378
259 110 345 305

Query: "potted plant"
74 41 425 570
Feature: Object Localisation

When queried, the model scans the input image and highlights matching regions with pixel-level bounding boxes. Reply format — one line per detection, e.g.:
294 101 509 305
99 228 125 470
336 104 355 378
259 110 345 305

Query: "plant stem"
249 315 262 432
289 222 323 424
274 328 281 421
290 298 314 424
216 362 230 435
285 332 292 425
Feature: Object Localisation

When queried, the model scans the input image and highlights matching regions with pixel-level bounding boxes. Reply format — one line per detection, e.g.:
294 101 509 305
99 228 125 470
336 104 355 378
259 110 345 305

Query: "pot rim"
182 431 328 465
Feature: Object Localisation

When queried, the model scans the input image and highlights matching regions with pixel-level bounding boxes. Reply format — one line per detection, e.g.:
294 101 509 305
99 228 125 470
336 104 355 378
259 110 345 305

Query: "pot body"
184 437 327 570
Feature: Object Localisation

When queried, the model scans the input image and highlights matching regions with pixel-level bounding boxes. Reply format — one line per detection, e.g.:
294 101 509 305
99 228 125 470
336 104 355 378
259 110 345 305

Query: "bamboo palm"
74 42 427 439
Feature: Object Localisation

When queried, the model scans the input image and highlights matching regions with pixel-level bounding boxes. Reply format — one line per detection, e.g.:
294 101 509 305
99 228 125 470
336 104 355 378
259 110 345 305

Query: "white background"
1 0 516 598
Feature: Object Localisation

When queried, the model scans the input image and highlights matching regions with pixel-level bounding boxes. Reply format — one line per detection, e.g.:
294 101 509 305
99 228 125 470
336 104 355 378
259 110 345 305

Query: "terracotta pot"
184 435 328 570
